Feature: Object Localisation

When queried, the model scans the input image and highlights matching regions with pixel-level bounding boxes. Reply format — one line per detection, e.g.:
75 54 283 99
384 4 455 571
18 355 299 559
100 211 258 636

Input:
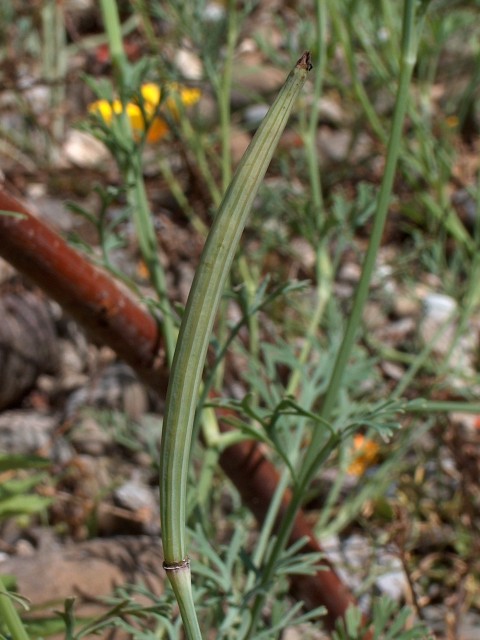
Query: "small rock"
317 126 352 164
372 263 394 285
65 363 149 420
27 193 77 232
339 262 362 283
334 281 355 300
63 129 110 168
419 292 457 357
363 302 387 331
419 292 478 383
0 541 125 615
450 412 480 433
15 539 36 557
316 96 344 125
244 103 269 127
375 553 408 600
320 534 363 592
0 289 59 409
202 1 226 22
174 48 203 81
282 623 327 640
422 292 457 321
25 182 46 199
392 293 419 318
381 361 405 381
114 476 156 513
112 475 159 535
321 534 408 604
458 611 480 640
232 61 285 106
290 237 316 271
57 339 90 392
343 534 373 572
0 411 57 455
23 83 50 116
375 317 416 344
70 416 112 456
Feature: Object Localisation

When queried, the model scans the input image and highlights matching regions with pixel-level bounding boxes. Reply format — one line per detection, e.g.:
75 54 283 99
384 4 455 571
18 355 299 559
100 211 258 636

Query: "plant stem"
163 561 202 640
99 0 127 76
0 577 30 640
157 156 208 237
127 158 177 366
245 2 426 635
406 400 480 414
328 0 386 143
304 0 327 226
218 0 237 195
159 53 311 638
180 116 223 206
99 0 176 366
246 247 333 585
316 0 422 431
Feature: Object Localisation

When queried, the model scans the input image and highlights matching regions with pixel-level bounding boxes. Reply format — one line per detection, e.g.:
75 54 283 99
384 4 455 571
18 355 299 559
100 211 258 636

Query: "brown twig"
0 188 366 633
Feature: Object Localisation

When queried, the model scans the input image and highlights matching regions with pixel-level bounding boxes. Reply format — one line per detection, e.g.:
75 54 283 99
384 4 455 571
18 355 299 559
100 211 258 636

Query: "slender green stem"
392 310 457 399
246 250 332 591
99 0 176 366
328 0 386 142
164 562 202 640
316 0 420 431
180 117 223 207
304 0 327 225
99 0 127 77
244 440 337 638
218 0 237 194
236 256 261 403
157 156 208 237
131 0 158 52
286 246 333 397
0 577 30 640
245 2 425 635
406 400 480 414
207 1 239 393
159 53 311 638
127 158 176 365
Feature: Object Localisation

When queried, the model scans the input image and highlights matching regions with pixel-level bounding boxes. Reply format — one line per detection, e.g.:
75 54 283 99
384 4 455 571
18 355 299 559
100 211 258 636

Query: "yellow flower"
88 97 168 143
88 83 201 144
140 83 161 111
139 82 201 120
88 98 117 125
347 434 380 476
167 84 202 112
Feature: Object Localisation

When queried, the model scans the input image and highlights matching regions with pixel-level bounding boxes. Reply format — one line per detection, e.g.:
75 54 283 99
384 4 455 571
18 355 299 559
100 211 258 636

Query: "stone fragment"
0 411 57 455
63 129 110 168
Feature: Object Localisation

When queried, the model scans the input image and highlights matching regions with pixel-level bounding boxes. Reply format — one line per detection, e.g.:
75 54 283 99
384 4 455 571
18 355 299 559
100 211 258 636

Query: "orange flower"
347 434 380 476
445 115 459 129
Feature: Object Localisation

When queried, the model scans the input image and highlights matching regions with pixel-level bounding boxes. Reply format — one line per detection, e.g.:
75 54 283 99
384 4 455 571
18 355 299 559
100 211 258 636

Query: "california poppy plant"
89 83 201 143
